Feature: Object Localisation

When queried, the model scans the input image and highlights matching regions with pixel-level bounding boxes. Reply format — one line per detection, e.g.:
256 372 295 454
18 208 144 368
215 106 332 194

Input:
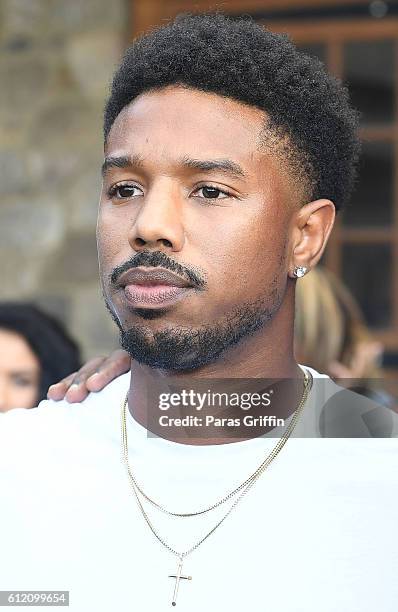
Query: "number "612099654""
5 591 68 605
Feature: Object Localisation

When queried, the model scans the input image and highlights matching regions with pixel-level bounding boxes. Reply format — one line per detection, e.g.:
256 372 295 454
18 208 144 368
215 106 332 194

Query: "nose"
128 180 185 253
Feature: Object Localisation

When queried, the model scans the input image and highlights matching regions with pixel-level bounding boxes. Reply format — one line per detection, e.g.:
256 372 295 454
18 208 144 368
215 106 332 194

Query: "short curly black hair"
104 13 360 211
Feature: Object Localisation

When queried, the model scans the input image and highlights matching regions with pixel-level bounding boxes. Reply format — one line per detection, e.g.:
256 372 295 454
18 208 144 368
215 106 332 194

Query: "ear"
288 199 335 278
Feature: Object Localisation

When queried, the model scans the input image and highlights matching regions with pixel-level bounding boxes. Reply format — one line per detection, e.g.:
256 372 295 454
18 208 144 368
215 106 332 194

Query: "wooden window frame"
267 18 398 350
130 1 384 37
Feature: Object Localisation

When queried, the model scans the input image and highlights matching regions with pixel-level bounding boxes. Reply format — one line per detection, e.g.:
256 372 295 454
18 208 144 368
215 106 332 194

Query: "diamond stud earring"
293 266 308 278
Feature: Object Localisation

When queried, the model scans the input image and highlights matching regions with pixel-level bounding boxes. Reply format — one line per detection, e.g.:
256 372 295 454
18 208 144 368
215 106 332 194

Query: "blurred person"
1 14 397 612
294 266 382 378
294 266 397 409
0 302 81 411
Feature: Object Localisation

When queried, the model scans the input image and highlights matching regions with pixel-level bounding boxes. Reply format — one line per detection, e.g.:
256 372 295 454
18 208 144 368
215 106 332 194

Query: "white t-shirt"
0 367 397 611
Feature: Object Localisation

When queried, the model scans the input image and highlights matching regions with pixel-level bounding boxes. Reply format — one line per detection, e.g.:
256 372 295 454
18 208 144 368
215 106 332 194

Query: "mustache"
109 250 207 289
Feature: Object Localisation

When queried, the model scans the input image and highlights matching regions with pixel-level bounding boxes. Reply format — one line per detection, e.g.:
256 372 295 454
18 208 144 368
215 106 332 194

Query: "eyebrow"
10 369 38 376
101 154 246 179
101 155 144 177
180 156 245 178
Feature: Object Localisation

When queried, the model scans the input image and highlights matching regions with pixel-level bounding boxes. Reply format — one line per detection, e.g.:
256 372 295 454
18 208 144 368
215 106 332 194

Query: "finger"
48 356 108 401
86 350 131 392
64 382 90 403
63 356 109 403
72 356 109 381
47 373 77 401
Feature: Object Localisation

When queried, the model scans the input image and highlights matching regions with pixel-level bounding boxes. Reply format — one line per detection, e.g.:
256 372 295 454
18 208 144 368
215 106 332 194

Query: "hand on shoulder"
47 350 130 403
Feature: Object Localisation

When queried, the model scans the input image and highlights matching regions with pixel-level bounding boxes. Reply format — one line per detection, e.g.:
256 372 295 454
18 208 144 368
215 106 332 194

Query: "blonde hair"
294 266 377 377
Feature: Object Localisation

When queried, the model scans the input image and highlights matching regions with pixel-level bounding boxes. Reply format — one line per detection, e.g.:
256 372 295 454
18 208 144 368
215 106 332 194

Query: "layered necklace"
121 368 313 606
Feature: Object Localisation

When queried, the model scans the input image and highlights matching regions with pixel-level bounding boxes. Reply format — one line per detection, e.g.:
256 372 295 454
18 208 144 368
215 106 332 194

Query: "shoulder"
320 385 398 438
0 373 131 463
300 364 398 438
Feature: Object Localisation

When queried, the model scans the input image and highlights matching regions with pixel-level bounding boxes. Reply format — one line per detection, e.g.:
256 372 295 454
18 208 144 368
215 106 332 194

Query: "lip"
118 267 194 309
118 267 193 289
124 284 193 308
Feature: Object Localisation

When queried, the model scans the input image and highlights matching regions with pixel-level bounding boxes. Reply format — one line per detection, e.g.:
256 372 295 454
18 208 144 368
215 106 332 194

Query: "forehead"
0 329 39 369
105 86 267 162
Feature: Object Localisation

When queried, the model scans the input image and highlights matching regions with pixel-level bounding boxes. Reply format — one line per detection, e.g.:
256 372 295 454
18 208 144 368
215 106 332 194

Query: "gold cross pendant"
168 555 192 606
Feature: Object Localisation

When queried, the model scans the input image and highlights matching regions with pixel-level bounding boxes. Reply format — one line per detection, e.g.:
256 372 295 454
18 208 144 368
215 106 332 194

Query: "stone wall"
0 0 129 359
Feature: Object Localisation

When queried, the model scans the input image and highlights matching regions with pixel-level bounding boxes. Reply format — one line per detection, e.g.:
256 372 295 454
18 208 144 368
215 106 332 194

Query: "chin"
128 306 173 320
120 330 213 371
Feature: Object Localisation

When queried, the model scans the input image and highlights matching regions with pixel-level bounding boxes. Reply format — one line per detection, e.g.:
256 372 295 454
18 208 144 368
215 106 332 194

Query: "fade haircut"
104 13 360 211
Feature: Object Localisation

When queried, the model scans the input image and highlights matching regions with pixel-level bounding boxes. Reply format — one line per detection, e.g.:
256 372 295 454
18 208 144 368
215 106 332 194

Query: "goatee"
115 295 281 371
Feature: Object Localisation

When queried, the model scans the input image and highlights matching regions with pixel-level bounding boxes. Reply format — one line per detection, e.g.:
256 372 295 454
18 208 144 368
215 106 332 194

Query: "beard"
105 289 283 372
103 249 285 371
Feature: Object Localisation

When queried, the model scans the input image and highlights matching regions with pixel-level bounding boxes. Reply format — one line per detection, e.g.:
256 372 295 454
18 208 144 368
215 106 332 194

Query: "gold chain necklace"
121 368 312 517
121 368 312 606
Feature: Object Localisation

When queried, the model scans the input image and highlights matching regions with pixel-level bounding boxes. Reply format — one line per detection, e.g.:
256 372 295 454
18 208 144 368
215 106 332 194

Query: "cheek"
202 204 290 299
97 207 128 273
9 385 39 410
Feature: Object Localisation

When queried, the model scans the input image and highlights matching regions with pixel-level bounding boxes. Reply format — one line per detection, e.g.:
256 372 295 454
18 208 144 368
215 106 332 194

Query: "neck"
128 298 303 445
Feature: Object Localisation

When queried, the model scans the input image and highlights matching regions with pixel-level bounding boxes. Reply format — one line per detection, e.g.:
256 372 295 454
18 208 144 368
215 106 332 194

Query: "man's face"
98 86 301 370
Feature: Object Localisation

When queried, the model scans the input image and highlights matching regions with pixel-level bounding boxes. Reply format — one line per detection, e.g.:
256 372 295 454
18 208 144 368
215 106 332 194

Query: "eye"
11 375 36 388
107 183 143 200
193 185 230 200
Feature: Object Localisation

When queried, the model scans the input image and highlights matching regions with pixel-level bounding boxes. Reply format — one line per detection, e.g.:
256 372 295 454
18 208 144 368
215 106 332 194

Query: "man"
1 14 397 612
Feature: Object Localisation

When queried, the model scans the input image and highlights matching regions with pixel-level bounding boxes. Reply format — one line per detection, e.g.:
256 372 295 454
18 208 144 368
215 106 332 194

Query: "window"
265 16 398 364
